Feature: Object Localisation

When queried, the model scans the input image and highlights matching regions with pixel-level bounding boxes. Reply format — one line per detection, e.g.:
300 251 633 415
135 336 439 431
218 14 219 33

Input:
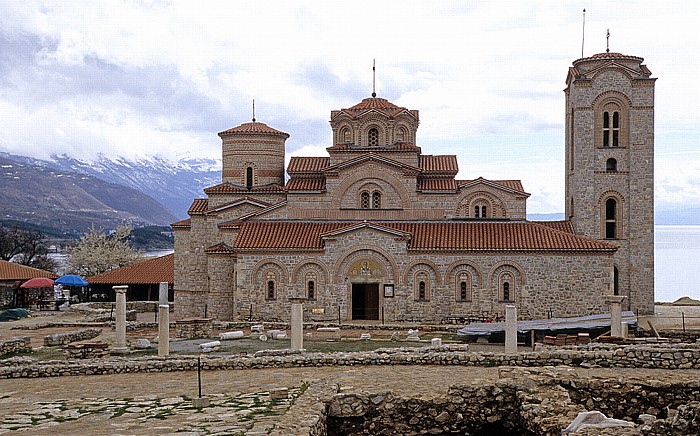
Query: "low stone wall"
2 343 700 380
83 302 174 312
176 318 212 338
63 342 110 359
647 330 700 343
43 328 102 347
0 337 31 356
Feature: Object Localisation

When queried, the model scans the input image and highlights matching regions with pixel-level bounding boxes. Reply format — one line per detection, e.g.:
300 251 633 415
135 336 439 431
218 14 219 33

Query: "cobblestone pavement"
1 366 699 435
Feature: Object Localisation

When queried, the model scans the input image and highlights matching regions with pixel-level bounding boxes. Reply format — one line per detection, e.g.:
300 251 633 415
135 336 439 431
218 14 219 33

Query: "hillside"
0 155 179 237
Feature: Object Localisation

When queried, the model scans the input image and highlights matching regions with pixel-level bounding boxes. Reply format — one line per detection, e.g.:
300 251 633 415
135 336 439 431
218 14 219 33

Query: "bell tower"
565 51 656 314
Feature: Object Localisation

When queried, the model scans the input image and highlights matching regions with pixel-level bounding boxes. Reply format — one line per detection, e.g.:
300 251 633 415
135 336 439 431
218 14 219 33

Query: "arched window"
266 280 275 300
473 201 488 218
372 191 381 209
307 280 315 300
368 128 379 146
613 267 620 296
500 272 514 302
457 272 471 301
246 167 254 188
603 111 620 147
416 272 429 301
360 191 370 209
605 198 617 239
606 158 617 172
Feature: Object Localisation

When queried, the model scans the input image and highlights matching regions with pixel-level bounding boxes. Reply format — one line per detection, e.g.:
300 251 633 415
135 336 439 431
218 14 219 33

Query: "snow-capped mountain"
44 154 221 219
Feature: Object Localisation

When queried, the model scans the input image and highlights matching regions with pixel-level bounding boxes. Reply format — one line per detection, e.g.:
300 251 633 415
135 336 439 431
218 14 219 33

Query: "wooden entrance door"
351 283 380 320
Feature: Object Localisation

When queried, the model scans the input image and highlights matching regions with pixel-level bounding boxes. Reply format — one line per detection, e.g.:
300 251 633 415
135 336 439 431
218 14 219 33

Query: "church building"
173 51 655 323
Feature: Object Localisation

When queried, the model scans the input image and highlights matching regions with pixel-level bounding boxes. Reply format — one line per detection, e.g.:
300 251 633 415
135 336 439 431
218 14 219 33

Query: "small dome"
218 121 289 138
574 52 644 64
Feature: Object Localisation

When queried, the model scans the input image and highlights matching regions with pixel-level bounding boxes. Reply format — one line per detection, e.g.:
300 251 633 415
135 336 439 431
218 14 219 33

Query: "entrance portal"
351 283 379 320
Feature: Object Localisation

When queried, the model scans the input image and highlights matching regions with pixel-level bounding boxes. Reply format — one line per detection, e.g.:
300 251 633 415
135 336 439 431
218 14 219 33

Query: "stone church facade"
173 51 655 323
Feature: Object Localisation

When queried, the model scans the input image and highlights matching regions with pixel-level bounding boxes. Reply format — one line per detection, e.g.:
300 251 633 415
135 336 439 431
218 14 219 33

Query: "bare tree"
0 225 59 272
67 225 142 277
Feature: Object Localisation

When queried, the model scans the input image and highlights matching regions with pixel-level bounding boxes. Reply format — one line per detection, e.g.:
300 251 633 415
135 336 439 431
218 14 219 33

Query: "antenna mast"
581 9 586 58
252 99 256 122
372 59 376 97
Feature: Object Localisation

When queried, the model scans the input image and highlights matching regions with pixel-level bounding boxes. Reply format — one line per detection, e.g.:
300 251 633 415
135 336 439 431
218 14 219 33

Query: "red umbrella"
20 277 55 288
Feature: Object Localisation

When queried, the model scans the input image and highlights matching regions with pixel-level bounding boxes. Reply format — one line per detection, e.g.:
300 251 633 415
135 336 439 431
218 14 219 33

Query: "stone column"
606 295 626 337
505 305 517 354
289 297 305 351
158 282 170 357
113 285 128 353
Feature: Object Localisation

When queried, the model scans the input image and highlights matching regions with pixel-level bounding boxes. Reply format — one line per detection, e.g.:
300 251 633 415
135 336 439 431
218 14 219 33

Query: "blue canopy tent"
55 274 89 302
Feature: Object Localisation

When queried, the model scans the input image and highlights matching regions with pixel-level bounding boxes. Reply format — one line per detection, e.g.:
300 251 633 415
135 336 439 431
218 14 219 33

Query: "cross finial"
252 99 256 122
606 28 610 53
372 59 376 98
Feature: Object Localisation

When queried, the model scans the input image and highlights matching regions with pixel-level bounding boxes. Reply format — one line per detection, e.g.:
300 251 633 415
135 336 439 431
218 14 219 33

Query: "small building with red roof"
86 254 173 301
0 260 58 308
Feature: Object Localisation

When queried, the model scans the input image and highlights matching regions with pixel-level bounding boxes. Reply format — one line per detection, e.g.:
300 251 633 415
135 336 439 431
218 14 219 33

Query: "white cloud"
0 0 698 213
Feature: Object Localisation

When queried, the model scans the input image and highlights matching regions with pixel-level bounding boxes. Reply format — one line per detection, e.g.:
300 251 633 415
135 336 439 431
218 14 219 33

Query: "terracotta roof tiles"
204 182 285 195
417 179 457 191
333 97 419 120
171 218 191 228
420 155 458 173
285 178 326 191
0 260 57 281
205 243 236 254
457 179 526 194
230 221 616 253
218 121 289 138
287 157 330 173
533 220 575 234
86 254 173 285
187 198 208 215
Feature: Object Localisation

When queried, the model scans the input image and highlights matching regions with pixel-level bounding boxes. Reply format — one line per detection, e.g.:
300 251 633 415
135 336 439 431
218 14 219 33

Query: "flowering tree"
67 225 142 277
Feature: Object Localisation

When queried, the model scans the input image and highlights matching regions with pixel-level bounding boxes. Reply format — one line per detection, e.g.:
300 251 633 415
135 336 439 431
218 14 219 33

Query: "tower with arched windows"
564 52 655 314
218 120 289 188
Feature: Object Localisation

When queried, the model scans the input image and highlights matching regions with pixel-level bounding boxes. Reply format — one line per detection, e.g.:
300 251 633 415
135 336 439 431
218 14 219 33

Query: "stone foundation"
0 337 31 356
43 328 102 347
175 318 213 338
63 342 110 359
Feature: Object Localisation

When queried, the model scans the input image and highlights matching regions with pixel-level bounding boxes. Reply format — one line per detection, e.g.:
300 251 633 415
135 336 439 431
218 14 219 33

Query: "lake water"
655 225 700 302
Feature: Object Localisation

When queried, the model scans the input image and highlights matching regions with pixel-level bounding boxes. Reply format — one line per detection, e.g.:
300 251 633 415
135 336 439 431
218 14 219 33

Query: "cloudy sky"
1 1 698 215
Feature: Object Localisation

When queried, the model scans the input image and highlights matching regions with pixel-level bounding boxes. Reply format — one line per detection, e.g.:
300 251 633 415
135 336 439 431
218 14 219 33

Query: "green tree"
0 225 59 272
67 225 142 276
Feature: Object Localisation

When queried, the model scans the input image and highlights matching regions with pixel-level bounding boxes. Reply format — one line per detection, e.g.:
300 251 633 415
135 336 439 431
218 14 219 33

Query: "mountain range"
0 152 694 239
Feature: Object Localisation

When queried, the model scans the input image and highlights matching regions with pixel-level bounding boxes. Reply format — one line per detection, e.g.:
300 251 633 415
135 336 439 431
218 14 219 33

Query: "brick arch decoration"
591 90 632 148
241 161 258 186
445 260 483 288
332 245 398 285
488 261 526 288
331 169 411 209
456 191 507 218
335 122 354 144
251 259 289 286
591 89 632 109
598 189 625 239
402 259 442 286
291 259 330 285
590 67 636 83
359 118 387 146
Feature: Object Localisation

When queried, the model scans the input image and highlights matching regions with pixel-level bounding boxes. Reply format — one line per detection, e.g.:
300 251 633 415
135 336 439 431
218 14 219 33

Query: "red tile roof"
230 221 616 253
0 260 57 281
204 182 286 195
287 157 330 173
171 218 191 228
533 220 575 234
420 155 458 173
205 243 236 254
218 121 289 138
285 178 326 191
322 154 421 174
85 254 173 285
457 179 526 194
575 52 643 63
188 198 209 215
332 98 419 120
417 179 457 191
